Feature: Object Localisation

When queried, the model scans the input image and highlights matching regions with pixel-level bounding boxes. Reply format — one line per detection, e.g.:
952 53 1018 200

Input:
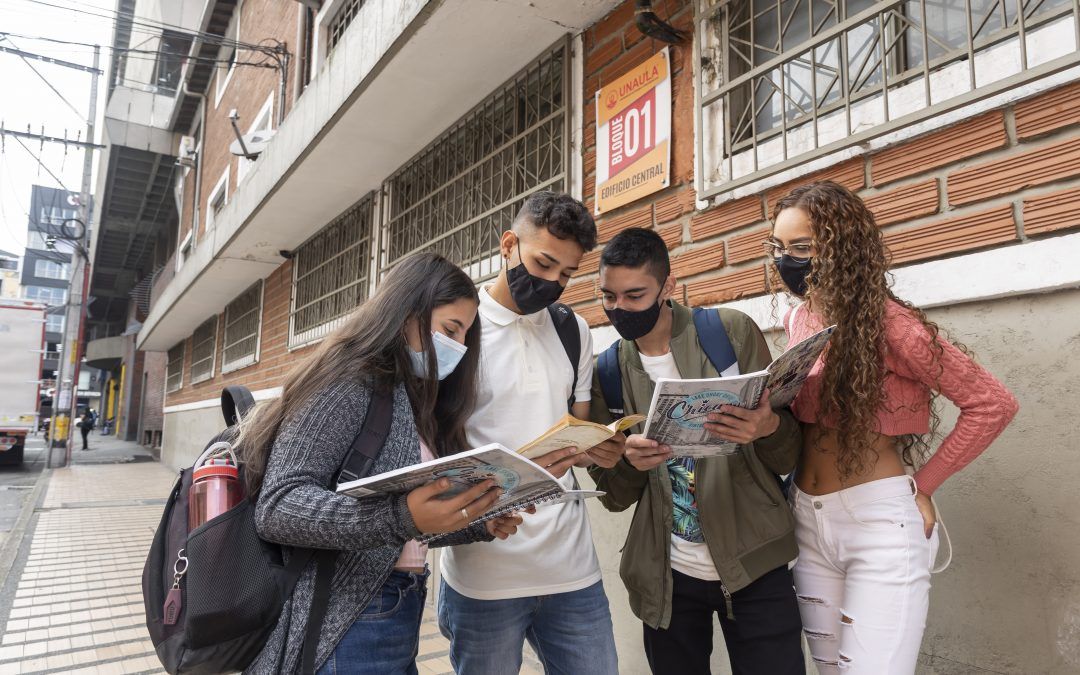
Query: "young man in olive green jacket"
587 228 804 674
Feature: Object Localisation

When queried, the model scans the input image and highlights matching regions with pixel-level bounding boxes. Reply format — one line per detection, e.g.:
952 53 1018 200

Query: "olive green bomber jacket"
586 302 801 630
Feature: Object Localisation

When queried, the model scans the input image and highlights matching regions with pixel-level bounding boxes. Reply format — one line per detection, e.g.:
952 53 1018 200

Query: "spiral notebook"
336 443 603 543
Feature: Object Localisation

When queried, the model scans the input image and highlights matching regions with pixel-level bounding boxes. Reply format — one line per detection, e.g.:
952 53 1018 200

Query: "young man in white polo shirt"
438 191 624 674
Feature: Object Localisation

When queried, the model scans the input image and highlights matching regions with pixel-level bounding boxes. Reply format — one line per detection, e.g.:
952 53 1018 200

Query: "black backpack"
547 303 581 410
596 307 738 416
142 384 393 674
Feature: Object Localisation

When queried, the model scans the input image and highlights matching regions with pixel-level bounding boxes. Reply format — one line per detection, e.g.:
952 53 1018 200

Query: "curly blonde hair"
772 181 964 481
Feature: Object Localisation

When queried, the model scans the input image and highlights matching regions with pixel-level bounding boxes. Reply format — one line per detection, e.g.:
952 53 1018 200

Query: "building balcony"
85 335 126 371
137 0 620 350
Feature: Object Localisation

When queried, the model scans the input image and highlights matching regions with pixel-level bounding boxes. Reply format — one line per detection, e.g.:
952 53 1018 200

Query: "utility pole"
48 45 99 469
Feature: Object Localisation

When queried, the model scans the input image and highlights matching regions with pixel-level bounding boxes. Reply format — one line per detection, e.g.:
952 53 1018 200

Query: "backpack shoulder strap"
220 386 255 427
547 303 581 411
300 386 395 673
335 386 395 485
692 307 739 375
597 342 624 417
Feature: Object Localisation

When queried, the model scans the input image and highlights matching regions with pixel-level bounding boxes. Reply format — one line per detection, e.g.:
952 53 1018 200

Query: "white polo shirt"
440 285 601 600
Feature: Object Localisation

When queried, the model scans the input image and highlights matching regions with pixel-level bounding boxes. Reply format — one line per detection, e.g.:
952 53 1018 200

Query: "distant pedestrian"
79 412 94 450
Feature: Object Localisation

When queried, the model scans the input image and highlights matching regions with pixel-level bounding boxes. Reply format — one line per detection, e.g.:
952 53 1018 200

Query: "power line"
9 134 72 192
0 31 281 69
0 38 90 122
9 0 286 55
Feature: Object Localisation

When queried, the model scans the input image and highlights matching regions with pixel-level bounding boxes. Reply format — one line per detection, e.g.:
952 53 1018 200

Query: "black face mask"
774 254 813 297
506 241 565 314
605 295 664 341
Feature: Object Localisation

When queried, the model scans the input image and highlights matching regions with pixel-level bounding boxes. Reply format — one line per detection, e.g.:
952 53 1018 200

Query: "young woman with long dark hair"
236 252 524 675
768 181 1019 674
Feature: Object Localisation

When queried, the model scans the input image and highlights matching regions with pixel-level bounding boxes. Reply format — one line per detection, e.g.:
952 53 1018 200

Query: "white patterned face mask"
409 330 468 381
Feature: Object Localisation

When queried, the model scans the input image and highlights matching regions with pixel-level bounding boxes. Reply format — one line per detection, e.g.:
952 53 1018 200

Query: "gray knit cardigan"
245 378 491 674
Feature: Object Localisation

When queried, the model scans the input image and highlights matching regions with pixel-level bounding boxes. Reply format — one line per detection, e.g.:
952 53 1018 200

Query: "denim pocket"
358 581 406 620
848 496 907 530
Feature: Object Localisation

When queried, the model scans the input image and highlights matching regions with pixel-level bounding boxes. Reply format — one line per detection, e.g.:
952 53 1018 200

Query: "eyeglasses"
762 240 814 261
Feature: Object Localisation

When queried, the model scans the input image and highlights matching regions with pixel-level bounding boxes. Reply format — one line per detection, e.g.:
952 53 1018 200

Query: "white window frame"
221 280 264 373
289 194 376 349
214 2 242 108
34 259 70 280
24 285 67 305
695 0 1080 202
166 342 184 393
237 93 275 184
189 316 218 385
45 313 64 334
206 168 230 233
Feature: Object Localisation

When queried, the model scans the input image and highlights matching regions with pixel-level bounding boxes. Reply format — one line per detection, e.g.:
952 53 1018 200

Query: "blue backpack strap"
597 341 624 417
692 307 738 375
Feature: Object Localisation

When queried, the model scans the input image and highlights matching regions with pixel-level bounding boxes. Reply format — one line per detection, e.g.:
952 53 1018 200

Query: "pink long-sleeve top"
786 300 1019 495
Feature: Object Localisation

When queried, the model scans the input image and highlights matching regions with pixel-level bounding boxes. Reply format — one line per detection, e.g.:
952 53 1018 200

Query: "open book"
642 324 835 457
337 443 603 543
517 414 646 459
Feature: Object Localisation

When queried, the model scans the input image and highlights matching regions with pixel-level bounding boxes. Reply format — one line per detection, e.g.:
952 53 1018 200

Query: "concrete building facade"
99 0 1080 672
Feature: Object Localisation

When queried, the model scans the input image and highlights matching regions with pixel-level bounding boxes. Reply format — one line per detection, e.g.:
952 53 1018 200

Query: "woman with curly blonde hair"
767 181 1019 674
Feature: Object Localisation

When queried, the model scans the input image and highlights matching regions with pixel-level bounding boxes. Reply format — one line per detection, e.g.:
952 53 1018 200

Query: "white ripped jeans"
789 476 939 674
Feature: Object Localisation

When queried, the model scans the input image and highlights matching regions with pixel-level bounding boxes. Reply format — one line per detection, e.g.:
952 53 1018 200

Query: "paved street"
0 438 541 675
0 436 47 556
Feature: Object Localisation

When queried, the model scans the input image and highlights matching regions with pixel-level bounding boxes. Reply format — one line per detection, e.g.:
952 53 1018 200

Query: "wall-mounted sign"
595 47 671 215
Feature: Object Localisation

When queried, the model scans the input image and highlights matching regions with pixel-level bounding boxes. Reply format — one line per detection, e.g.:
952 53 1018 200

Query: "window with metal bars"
381 39 570 282
289 194 375 347
189 317 218 384
166 342 184 393
697 0 1080 197
222 281 263 372
328 0 364 53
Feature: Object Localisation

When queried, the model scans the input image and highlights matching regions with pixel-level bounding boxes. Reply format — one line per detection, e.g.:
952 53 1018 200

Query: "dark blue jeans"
317 570 428 675
438 578 618 675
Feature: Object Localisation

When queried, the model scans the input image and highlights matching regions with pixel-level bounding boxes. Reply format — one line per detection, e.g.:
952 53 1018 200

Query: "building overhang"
138 0 620 350
85 335 125 371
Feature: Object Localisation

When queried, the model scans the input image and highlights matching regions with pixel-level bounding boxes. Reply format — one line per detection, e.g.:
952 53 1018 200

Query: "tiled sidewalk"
0 457 542 675
0 463 175 674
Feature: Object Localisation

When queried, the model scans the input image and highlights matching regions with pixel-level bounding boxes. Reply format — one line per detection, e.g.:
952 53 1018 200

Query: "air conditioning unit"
176 135 197 169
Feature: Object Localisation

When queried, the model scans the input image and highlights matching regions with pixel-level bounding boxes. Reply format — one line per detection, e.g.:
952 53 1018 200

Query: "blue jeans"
317 570 428 675
438 578 618 675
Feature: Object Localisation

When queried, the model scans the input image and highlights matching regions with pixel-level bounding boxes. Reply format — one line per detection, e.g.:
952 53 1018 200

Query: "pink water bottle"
188 442 244 529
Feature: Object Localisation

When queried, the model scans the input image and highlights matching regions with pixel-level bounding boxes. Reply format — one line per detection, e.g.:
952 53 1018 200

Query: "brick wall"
569 0 1080 327
177 0 300 245
164 260 315 406
162 0 1080 405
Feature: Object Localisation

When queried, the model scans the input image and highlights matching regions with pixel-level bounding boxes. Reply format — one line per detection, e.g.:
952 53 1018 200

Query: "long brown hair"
235 253 481 494
772 181 965 481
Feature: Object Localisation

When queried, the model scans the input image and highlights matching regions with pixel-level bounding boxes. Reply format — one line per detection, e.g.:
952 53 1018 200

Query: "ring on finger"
460 507 470 522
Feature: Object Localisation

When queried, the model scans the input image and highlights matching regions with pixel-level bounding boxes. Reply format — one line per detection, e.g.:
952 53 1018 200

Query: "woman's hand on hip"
914 490 936 539
406 478 502 535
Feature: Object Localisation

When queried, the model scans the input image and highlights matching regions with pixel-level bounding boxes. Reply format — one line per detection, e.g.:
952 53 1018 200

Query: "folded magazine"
642 325 835 458
336 443 603 543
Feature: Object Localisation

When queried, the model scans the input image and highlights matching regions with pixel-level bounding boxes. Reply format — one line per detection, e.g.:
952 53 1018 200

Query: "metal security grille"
223 281 263 372
381 39 570 282
328 0 364 53
289 194 376 347
166 343 184 393
697 0 1080 197
189 317 217 384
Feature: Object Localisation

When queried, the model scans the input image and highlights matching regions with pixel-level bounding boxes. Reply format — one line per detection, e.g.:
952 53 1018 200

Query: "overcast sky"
0 0 115 256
